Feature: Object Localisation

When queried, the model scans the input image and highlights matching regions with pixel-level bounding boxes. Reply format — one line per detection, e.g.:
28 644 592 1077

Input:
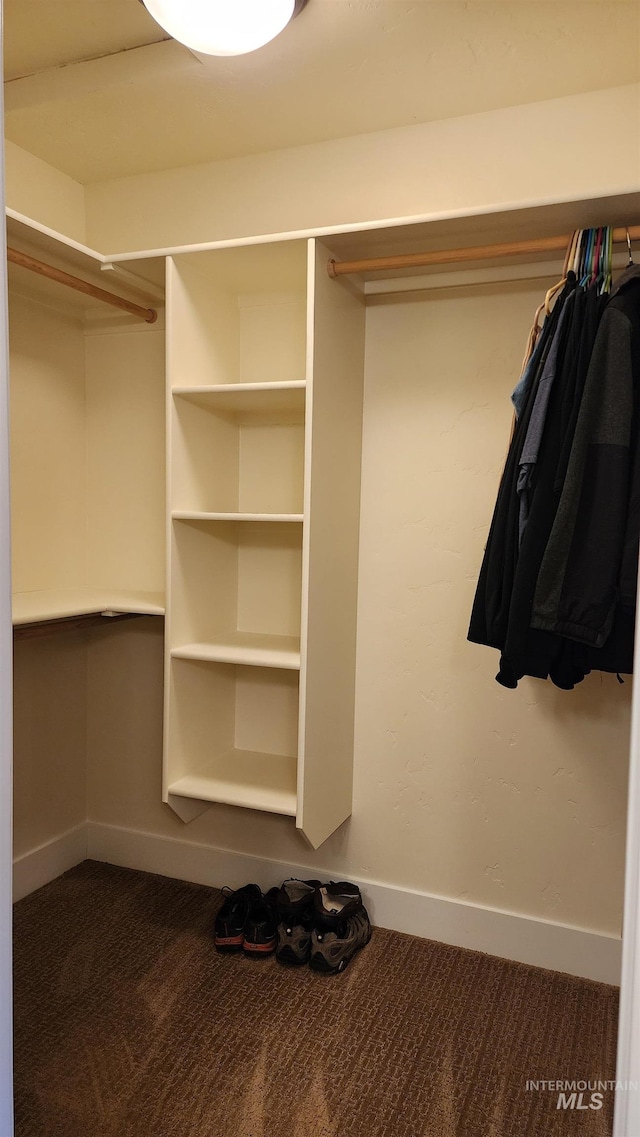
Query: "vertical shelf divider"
297 239 366 848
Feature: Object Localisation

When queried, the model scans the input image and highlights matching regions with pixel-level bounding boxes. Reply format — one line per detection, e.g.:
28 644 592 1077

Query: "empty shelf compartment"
168 244 308 388
171 391 305 515
166 657 299 816
169 751 297 816
170 517 302 645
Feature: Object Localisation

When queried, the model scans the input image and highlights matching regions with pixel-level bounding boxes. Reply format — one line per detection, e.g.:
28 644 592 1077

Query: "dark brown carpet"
14 861 618 1137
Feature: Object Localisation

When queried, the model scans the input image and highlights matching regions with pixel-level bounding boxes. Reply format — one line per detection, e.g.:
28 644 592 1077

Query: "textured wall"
86 278 631 937
84 84 640 254
9 296 87 595
5 139 86 242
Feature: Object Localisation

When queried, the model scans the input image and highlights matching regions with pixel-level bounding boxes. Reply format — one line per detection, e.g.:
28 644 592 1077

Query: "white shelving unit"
164 238 366 845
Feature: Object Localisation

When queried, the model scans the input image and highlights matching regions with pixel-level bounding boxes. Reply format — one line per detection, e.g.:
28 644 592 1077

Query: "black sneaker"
214 883 261 952
309 882 372 974
275 878 322 966
244 887 279 957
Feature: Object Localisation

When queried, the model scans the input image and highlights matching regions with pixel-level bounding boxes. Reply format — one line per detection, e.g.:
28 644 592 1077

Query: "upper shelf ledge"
12 588 165 626
6 209 166 315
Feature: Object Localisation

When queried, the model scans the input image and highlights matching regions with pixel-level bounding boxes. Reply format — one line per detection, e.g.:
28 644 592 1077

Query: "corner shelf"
12 588 165 626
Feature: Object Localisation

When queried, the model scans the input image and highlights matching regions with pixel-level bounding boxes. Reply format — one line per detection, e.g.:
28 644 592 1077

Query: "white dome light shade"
142 0 297 57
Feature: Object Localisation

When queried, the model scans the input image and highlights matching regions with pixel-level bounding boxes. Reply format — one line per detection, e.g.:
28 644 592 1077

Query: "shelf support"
166 794 212 824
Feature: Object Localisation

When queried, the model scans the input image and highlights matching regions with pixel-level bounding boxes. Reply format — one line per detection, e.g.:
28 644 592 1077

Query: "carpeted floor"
13 861 618 1137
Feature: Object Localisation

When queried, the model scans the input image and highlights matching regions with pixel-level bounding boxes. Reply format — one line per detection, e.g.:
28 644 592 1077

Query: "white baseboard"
87 820 621 986
13 823 88 902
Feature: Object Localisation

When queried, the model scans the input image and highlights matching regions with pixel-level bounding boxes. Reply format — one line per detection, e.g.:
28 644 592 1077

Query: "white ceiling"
4 0 640 186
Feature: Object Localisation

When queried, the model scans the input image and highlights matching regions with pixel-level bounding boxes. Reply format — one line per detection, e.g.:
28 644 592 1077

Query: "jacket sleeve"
531 304 634 648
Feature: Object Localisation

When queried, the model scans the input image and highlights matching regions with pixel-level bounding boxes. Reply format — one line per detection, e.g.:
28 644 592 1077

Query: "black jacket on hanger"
531 266 640 668
467 278 575 654
468 267 640 688
492 282 584 687
494 281 610 688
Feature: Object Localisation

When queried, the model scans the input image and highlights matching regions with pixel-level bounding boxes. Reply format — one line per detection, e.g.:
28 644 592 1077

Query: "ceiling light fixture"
141 0 309 58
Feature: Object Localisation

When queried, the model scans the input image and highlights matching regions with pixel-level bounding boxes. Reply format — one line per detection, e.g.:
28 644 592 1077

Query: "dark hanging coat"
530 265 640 674
467 278 575 655
469 267 640 688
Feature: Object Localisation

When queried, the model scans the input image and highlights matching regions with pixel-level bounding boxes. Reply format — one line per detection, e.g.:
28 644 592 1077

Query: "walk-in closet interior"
4 2 640 1134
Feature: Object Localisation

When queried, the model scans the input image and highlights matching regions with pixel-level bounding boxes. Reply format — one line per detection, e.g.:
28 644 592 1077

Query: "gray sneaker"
276 878 322 966
309 882 372 974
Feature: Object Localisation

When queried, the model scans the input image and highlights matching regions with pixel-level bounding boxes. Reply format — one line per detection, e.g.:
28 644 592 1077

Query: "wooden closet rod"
327 224 640 279
7 247 158 323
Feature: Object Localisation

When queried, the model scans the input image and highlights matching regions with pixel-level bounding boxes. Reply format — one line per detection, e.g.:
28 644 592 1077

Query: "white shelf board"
107 191 640 266
171 511 303 524
6 210 106 268
171 634 301 670
12 588 165 626
172 381 306 414
99 591 165 617
168 749 297 816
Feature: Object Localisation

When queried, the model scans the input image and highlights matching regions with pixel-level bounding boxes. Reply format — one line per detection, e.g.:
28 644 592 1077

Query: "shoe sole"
215 934 244 952
243 937 277 957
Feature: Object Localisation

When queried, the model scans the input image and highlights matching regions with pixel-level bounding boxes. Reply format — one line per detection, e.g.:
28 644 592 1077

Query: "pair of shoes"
276 879 372 974
214 884 279 957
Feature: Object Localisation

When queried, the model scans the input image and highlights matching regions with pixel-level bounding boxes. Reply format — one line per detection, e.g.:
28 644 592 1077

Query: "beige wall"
9 297 164 600
13 633 87 859
5 139 86 243
86 279 630 938
85 324 166 595
9 295 87 594
84 84 640 254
